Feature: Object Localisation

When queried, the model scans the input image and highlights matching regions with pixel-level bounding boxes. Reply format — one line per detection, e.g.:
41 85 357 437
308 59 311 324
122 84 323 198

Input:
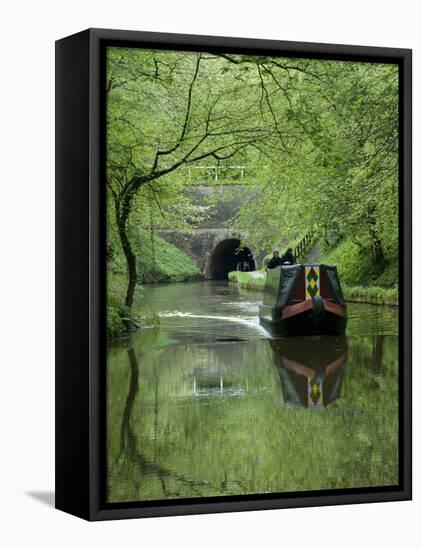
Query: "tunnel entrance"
208 238 255 279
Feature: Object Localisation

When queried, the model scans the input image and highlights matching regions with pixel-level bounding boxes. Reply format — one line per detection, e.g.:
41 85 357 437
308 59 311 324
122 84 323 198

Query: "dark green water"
107 281 399 503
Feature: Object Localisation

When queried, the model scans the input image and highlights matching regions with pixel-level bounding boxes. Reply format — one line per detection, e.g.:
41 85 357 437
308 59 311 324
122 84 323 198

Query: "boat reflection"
269 336 348 408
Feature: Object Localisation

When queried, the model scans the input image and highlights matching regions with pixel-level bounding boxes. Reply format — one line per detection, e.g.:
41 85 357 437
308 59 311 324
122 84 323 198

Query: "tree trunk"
115 199 137 310
324 224 330 247
369 225 385 267
371 336 384 373
367 204 385 268
120 347 139 452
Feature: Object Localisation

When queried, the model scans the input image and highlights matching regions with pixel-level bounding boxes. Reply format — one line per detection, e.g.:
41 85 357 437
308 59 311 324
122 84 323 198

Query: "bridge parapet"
157 184 257 279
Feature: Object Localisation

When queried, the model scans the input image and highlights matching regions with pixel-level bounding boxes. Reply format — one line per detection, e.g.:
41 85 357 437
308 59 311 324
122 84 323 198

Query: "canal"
107 280 399 503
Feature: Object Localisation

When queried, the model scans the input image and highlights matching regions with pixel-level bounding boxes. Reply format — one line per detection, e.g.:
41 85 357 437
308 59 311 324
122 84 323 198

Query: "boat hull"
259 298 347 337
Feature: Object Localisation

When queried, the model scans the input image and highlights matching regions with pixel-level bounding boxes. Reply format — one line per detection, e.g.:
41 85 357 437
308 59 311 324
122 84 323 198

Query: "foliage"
321 238 370 285
107 231 200 338
107 276 163 341
232 61 398 282
134 230 201 284
107 294 132 341
106 48 289 307
371 262 399 288
321 237 398 288
228 267 398 306
107 298 162 341
106 47 399 310
109 228 200 284
343 286 398 306
228 269 266 291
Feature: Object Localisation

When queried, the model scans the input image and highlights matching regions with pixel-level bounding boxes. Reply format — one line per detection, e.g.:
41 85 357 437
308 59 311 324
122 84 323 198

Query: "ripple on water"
132 281 398 346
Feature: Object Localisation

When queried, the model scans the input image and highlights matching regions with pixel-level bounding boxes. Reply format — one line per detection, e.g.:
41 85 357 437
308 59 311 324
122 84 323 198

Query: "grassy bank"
321 237 398 288
321 237 398 305
107 233 202 340
109 230 201 286
343 285 398 306
107 272 162 341
135 231 201 284
228 269 266 291
228 270 398 306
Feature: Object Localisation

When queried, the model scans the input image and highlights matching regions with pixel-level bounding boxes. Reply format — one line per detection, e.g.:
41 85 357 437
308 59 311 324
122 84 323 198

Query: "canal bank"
228 270 398 306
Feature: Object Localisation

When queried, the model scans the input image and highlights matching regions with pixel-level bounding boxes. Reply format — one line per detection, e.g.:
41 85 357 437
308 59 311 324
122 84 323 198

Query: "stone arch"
205 238 255 279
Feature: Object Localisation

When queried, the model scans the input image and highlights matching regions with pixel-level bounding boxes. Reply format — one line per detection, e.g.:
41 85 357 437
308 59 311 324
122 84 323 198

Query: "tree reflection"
117 346 224 499
107 333 397 502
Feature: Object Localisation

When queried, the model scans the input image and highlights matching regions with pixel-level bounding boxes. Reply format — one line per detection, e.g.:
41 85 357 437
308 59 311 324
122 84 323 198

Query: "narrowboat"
259 264 347 336
270 336 347 408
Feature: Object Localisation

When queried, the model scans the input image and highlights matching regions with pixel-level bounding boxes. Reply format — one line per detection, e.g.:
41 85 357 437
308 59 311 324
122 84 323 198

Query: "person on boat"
280 248 295 265
267 250 283 269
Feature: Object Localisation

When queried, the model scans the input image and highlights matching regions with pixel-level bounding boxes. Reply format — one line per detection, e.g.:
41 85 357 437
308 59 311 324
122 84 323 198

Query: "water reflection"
270 336 347 408
192 372 246 398
116 347 223 499
107 281 399 503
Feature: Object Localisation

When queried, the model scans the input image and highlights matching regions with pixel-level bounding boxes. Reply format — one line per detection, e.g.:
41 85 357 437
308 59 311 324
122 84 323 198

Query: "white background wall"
0 1 419 548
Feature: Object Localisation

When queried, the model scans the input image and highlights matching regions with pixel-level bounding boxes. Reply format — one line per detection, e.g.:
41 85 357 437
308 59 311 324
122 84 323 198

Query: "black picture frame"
55 28 412 521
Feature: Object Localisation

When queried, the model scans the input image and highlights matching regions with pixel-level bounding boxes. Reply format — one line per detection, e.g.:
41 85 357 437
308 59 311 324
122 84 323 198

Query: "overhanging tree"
107 48 293 308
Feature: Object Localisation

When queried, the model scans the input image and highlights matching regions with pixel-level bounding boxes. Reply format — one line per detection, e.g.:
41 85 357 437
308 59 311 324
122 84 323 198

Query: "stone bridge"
157 184 258 279
158 228 255 279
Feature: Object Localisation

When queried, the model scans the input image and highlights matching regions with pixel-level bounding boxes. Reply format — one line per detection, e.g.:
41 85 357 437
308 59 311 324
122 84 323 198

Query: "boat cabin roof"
263 263 345 308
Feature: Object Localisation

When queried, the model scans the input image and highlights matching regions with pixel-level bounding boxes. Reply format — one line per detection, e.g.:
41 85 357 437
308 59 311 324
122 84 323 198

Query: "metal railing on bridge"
294 229 316 262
